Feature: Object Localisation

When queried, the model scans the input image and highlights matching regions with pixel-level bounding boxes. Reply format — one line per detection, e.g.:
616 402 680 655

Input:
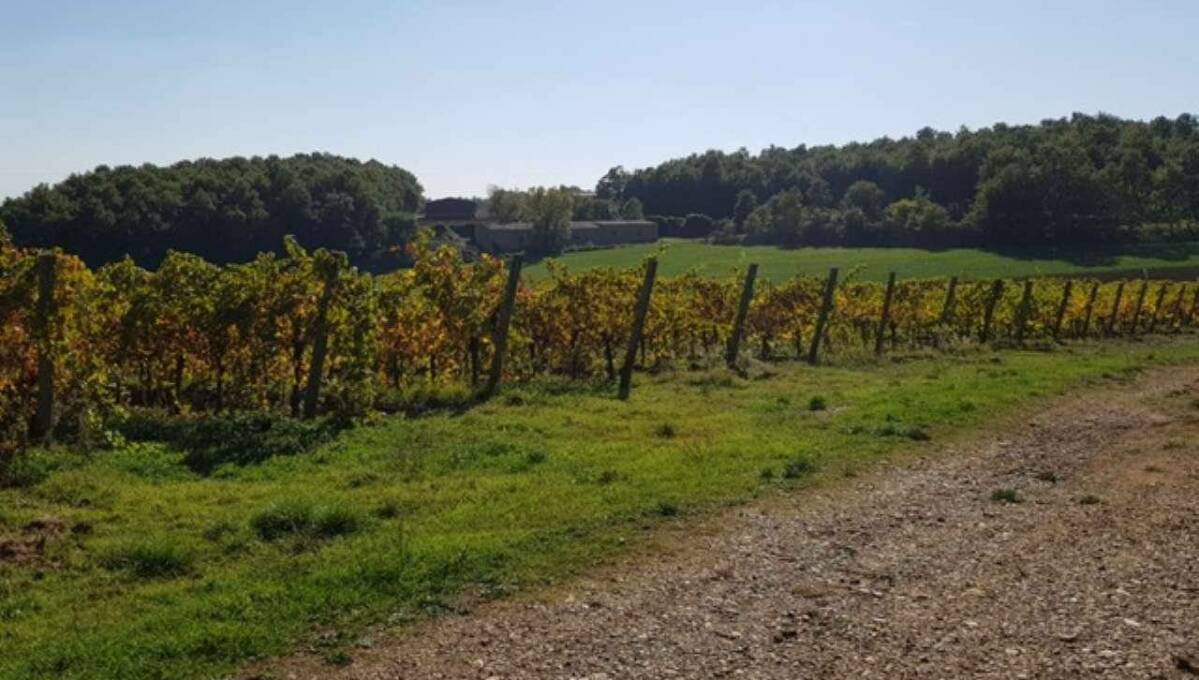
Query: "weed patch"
783 458 817 479
990 488 1022 504
251 501 362 542
100 538 195 579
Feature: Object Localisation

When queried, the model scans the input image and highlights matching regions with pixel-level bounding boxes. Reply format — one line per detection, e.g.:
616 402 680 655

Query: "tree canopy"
601 113 1199 248
1 153 423 269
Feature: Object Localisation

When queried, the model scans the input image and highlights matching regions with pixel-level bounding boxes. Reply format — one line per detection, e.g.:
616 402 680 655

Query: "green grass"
2 338 1199 679
524 238 1199 282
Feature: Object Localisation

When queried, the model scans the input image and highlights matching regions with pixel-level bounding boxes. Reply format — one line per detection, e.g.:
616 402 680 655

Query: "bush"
706 218 741 245
681 213 715 238
120 411 342 475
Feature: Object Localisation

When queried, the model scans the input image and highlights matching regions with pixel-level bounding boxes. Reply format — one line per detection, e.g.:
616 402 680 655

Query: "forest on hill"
0 154 423 269
5 114 1199 267
596 113 1199 249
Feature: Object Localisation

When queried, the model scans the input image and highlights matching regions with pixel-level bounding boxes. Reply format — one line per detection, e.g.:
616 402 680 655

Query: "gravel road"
258 365 1199 679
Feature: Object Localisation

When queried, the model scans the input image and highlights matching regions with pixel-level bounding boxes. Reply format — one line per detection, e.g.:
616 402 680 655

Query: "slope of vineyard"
4 233 1199 678
2 235 1198 455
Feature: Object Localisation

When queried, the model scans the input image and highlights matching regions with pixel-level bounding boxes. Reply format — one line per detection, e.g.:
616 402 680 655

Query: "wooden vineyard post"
874 271 897 356
725 263 758 368
980 279 1004 343
1170 284 1188 332
1147 282 1169 334
1052 280 1073 340
1105 281 1125 336
1128 278 1149 335
32 252 57 442
618 258 658 400
1080 282 1100 338
482 255 523 399
939 276 959 326
807 267 839 365
302 263 339 420
1015 279 1034 344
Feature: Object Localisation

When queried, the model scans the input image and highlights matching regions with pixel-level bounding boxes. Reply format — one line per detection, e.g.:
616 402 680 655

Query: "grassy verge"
523 239 1199 282
2 338 1199 678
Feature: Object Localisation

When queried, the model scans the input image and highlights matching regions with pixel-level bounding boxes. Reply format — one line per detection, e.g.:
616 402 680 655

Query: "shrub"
655 501 679 517
654 423 677 439
807 396 828 412
681 213 715 238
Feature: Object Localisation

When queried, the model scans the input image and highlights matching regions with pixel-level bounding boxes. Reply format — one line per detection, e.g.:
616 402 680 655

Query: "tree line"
5 113 1198 266
0 153 424 270
596 112 1199 248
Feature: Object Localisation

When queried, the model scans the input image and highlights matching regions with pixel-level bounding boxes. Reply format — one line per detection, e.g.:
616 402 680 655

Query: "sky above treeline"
2 0 1197 201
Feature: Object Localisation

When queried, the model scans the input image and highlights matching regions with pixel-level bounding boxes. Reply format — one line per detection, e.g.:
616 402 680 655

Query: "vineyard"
2 234 1197 455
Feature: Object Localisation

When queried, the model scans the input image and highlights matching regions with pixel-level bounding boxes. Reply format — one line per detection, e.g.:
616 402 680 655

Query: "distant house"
473 220 658 254
419 196 658 254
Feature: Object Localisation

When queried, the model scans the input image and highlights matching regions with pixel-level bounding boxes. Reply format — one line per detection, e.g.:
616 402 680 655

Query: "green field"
524 239 1199 282
4 339 1199 679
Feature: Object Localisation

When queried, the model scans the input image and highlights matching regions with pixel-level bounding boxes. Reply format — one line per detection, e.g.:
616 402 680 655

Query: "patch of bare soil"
0 516 80 570
254 366 1199 679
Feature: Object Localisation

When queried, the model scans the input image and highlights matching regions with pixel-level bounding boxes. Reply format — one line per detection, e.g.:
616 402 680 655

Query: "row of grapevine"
2 234 1197 453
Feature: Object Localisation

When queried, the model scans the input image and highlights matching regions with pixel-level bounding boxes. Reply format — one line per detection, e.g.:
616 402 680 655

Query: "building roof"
478 220 655 232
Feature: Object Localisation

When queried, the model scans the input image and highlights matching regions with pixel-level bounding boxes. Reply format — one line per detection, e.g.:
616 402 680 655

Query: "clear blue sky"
2 0 1197 200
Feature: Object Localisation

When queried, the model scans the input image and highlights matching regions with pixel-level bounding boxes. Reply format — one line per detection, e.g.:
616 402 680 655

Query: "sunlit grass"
2 337 1198 679
524 238 1199 282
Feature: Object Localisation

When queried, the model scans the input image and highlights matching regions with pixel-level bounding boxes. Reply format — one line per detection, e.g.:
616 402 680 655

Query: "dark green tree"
1 154 422 270
732 189 757 230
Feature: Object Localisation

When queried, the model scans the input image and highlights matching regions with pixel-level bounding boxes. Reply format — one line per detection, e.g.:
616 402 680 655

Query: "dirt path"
261 366 1199 679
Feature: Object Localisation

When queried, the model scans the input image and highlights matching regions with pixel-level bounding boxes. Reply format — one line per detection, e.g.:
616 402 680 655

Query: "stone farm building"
473 221 658 253
420 197 658 254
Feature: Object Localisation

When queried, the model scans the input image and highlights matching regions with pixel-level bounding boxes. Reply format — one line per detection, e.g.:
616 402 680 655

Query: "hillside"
597 113 1199 250
0 154 423 269
526 239 1199 282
